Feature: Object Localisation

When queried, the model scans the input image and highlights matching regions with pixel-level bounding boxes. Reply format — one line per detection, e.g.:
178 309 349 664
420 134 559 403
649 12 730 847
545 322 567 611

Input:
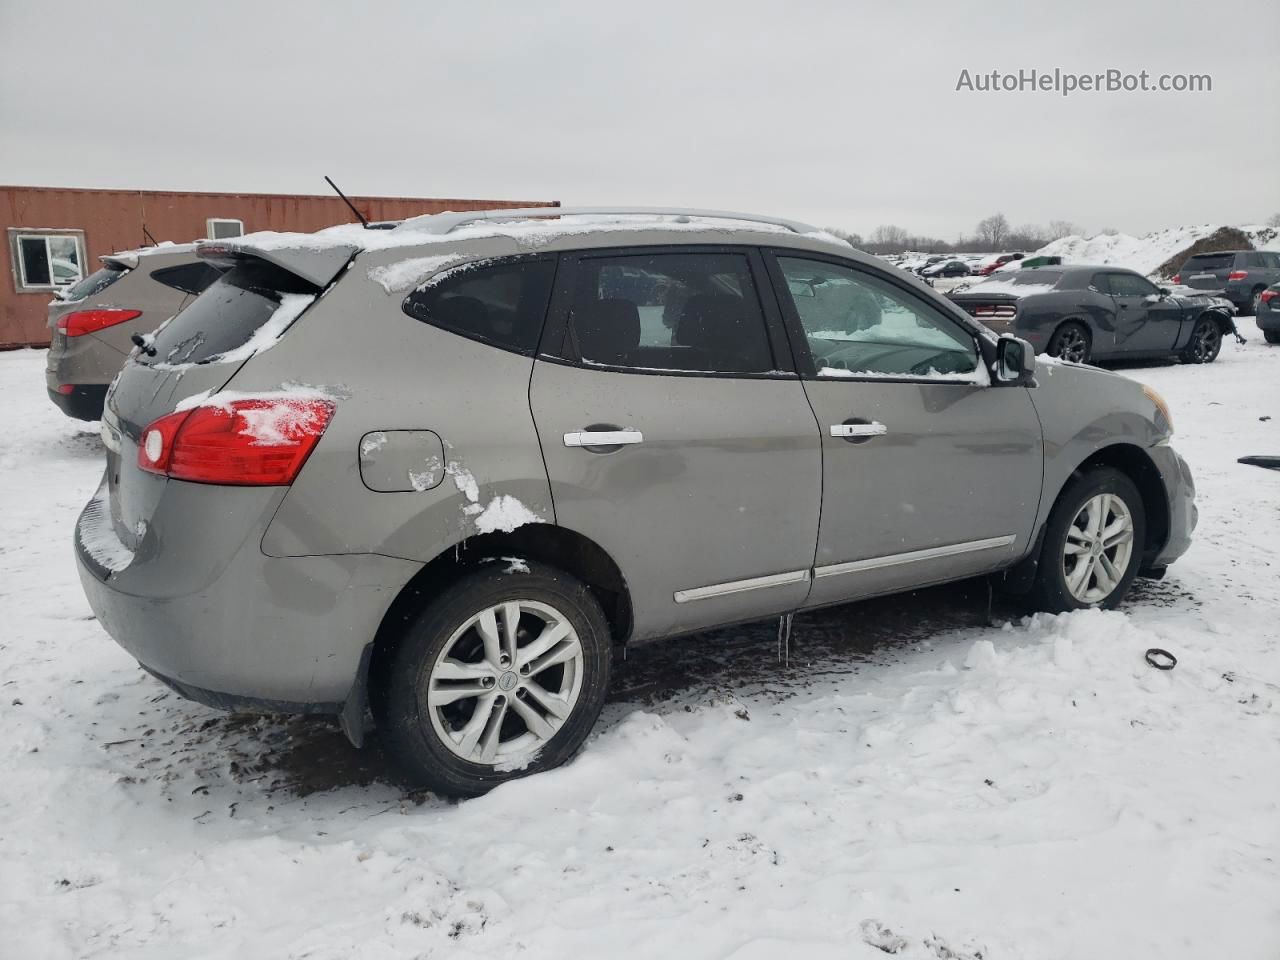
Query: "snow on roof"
101 241 197 266
211 212 851 259
957 278 1058 298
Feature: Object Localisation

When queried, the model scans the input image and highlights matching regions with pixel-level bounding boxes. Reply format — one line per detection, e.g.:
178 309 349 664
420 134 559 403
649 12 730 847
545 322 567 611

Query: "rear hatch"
98 251 340 560
1176 253 1235 291
46 261 133 369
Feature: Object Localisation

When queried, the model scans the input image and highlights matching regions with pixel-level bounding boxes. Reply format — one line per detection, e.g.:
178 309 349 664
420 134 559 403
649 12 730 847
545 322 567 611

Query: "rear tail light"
57 309 142 337
1227 271 1248 281
55 384 75 395
973 304 1018 319
1262 290 1279 305
138 397 335 486
1171 274 1181 284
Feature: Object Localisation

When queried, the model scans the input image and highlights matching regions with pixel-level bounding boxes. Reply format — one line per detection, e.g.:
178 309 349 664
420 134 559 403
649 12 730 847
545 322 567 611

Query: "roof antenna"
142 224 158 247
324 175 370 229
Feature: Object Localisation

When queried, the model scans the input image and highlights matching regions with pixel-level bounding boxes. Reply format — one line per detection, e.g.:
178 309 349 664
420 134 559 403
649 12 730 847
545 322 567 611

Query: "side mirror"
1158 287 1170 296
995 335 1036 386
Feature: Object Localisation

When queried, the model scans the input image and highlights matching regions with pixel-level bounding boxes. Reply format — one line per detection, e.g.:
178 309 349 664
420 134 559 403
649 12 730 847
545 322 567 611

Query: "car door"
1102 271 1182 354
529 246 822 642
764 251 1043 606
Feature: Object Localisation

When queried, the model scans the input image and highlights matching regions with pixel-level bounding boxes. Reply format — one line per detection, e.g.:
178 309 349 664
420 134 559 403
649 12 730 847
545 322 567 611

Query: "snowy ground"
2 342 1278 959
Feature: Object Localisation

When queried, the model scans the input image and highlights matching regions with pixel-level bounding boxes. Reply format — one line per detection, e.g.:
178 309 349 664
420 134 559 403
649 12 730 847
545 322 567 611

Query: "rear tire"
1047 322 1091 364
1029 467 1146 613
374 562 612 797
1264 330 1280 345
1179 316 1223 364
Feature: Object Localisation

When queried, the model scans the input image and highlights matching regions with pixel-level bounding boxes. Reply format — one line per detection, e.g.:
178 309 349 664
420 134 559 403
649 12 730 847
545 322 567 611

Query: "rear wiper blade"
130 333 157 357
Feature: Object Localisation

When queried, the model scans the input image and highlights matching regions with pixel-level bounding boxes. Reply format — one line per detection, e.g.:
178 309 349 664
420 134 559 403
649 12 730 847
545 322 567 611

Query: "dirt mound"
1155 227 1254 278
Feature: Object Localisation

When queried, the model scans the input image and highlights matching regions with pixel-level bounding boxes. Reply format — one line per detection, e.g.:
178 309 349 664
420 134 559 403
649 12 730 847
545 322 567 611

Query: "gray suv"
47 244 224 420
75 208 1196 796
1173 249 1280 316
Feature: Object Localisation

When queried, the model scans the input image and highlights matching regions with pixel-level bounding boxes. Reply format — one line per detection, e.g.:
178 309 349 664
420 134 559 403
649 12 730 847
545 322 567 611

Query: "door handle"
830 421 886 439
563 429 644 448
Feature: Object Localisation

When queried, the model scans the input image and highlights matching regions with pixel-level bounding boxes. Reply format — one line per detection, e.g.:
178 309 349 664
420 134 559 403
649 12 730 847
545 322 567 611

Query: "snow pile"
1034 223 1280 276
76 482 134 572
955 279 1057 298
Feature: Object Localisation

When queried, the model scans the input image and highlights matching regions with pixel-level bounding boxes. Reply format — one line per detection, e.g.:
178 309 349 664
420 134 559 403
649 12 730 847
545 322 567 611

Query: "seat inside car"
675 294 764 372
574 297 641 366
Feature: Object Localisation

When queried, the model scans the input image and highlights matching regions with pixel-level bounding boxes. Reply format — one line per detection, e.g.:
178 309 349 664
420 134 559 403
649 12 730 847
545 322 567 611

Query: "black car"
919 259 971 278
1256 283 1280 344
1173 250 1280 316
948 266 1237 364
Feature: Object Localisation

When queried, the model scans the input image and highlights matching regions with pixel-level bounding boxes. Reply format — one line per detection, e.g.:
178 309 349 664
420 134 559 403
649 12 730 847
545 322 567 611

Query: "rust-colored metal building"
2 185 556 348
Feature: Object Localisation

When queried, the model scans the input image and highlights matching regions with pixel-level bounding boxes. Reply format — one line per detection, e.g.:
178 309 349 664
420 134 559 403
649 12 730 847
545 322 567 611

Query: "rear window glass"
150 261 225 296
145 261 318 366
1183 253 1235 271
402 257 556 355
62 265 129 301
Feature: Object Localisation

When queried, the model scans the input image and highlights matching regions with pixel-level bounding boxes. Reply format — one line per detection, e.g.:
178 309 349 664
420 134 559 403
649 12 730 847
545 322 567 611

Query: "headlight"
1143 384 1174 438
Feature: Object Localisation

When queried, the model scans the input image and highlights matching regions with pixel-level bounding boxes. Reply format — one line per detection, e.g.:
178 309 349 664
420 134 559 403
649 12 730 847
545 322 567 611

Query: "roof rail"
393 206 822 236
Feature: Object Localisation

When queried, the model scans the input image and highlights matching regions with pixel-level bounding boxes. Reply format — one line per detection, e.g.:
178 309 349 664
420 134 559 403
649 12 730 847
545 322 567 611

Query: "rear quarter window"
144 260 319 366
401 257 556 355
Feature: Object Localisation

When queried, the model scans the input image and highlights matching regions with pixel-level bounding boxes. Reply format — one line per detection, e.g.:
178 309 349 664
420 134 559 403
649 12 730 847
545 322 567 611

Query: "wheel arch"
1069 443 1170 569
367 524 634 708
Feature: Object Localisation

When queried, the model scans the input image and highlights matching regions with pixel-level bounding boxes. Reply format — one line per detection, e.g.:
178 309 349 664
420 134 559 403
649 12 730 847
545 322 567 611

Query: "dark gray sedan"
949 266 1237 364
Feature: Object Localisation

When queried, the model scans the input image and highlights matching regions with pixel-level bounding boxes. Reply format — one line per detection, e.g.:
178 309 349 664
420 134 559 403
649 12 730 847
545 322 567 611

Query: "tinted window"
1107 273 1158 297
566 252 774 374
1183 253 1234 272
403 258 555 355
63 265 129 301
150 261 225 296
145 261 318 366
777 256 979 379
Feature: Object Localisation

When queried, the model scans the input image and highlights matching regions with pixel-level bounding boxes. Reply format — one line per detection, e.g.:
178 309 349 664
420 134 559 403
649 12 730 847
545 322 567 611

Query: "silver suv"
75 208 1196 796
47 244 224 420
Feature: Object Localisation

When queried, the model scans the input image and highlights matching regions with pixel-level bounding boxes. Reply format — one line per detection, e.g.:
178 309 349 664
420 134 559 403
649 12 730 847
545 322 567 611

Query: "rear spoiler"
195 237 358 288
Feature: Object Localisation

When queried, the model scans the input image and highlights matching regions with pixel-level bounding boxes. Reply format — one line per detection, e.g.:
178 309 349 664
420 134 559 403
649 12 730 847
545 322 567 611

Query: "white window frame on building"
8 228 88 293
206 218 244 239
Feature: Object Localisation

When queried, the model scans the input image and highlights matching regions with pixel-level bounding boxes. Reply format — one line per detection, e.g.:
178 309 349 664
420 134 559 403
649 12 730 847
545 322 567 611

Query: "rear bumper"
1148 444 1196 568
1255 309 1280 333
75 475 420 710
47 384 108 421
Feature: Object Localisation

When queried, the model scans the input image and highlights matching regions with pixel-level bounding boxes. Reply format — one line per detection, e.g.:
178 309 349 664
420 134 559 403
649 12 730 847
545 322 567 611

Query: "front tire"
1180 316 1223 364
374 562 612 797
1047 322 1091 364
1030 467 1146 613
1264 329 1280 345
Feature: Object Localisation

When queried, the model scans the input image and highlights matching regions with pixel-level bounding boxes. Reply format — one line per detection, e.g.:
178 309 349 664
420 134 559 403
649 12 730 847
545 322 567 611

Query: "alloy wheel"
423 600 584 765
1188 319 1221 363
1053 327 1088 363
1062 493 1135 604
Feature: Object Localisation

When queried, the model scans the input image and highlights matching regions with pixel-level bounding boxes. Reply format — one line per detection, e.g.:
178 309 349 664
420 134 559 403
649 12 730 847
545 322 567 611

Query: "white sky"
1 0 1277 240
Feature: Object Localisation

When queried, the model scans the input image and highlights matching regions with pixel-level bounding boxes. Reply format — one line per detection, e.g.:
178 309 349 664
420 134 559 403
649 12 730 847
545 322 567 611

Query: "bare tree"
1267 213 1280 228
1047 220 1083 240
825 227 863 247
1099 227 1120 236
871 224 910 247
974 213 1011 249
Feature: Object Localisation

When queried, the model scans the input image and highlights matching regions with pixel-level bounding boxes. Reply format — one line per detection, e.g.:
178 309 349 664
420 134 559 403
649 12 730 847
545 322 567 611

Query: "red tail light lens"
1227 271 1248 281
1171 274 1181 284
973 304 1018 319
137 397 335 486
1262 290 1279 304
58 309 142 337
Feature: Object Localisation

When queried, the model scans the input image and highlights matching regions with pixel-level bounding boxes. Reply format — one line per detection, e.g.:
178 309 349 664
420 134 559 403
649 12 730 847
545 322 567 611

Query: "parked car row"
71 207 1197 795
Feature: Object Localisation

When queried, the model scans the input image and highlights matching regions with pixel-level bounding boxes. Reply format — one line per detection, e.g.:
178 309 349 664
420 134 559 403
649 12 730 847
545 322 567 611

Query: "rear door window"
1107 273 1159 297
402 257 556 356
563 252 775 374
62 265 130 301
150 261 226 296
144 260 318 367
